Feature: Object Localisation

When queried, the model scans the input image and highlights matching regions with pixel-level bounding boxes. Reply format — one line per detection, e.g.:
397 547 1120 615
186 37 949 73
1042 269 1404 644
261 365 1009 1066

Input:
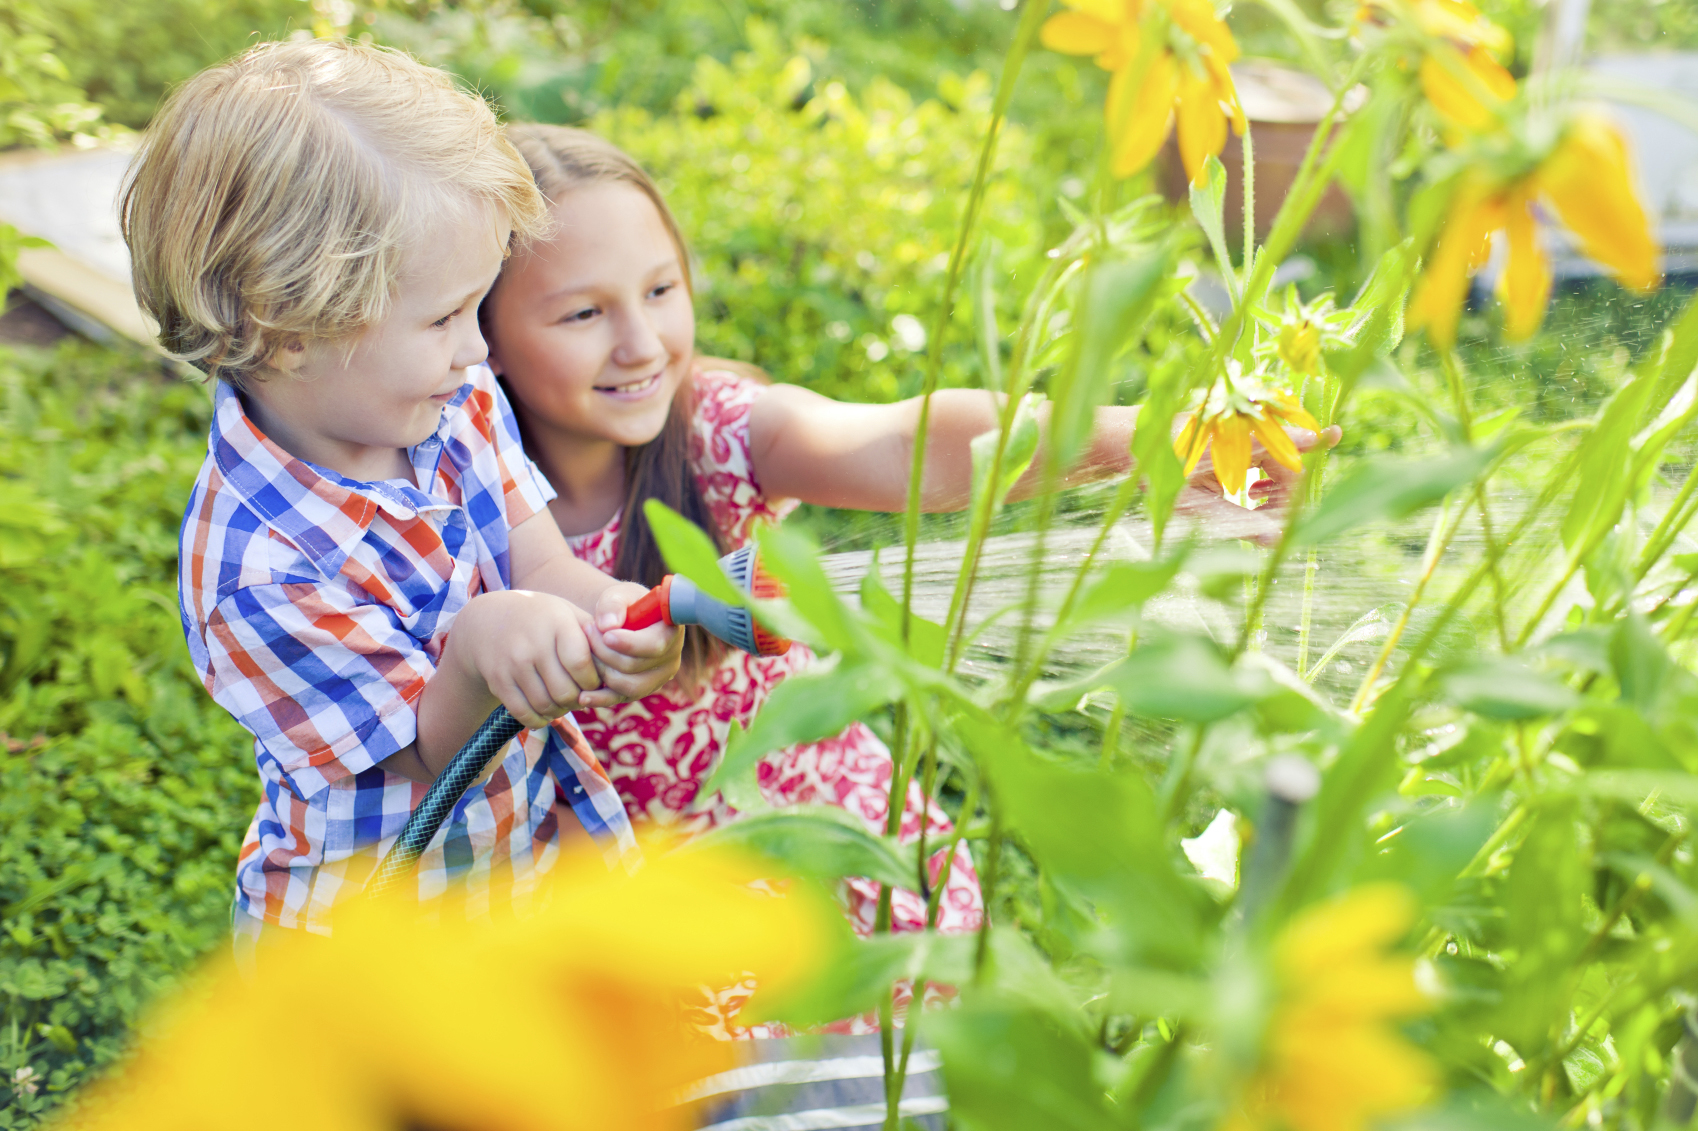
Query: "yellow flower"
1176 379 1320 493
1043 0 1246 183
1419 43 1516 134
1410 111 1661 347
1222 883 1438 1131
1277 318 1323 376
62 846 836 1131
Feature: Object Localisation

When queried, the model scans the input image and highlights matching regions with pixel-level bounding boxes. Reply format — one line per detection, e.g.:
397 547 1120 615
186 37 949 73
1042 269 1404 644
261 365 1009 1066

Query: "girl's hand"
451 589 602 729
1174 424 1343 547
583 582 685 705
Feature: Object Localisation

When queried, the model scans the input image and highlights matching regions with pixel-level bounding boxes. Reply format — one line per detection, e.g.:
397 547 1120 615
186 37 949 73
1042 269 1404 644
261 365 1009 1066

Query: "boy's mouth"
593 371 662 399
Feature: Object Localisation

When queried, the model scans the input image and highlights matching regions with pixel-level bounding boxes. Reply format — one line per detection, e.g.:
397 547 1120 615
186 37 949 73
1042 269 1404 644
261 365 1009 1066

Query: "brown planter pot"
1157 60 1359 246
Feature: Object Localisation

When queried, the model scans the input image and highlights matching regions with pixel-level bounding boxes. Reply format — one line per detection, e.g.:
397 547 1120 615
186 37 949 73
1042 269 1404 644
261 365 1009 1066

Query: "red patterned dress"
566 371 982 971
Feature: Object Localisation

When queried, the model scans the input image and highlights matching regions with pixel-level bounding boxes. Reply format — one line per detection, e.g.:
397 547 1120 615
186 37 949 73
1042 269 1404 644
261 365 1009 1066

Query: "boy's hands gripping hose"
373 547 789 893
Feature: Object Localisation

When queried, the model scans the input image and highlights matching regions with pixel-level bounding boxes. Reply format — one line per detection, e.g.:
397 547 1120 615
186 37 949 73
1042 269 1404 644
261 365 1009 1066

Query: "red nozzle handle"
621 575 674 631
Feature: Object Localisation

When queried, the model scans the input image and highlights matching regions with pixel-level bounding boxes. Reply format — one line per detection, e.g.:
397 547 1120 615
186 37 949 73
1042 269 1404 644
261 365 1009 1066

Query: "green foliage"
0 4 109 148
0 344 254 1126
593 26 1045 402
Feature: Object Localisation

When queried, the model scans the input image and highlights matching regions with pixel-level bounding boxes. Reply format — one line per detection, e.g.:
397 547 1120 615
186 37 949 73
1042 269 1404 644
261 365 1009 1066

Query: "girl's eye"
650 283 675 299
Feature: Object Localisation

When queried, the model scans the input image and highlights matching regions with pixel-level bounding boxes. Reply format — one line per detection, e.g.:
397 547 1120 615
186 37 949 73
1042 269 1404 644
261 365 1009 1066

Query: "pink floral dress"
565 372 982 985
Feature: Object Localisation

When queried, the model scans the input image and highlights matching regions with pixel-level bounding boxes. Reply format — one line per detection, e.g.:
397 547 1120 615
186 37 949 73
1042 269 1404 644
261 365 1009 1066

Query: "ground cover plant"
5 0 1698 1128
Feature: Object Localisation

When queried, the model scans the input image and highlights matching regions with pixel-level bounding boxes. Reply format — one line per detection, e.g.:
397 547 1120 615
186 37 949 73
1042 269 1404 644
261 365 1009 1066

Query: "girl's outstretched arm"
746 384 1136 513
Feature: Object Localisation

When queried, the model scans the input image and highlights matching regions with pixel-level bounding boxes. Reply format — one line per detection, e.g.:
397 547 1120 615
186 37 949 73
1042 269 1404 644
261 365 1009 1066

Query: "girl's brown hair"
495 124 764 681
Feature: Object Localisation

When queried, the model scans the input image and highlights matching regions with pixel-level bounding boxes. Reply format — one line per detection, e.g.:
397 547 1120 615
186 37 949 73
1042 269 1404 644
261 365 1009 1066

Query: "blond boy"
122 40 681 938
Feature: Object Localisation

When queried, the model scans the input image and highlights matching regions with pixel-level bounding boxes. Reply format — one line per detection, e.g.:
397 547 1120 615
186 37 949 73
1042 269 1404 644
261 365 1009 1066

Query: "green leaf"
1105 634 1266 722
953 707 1206 966
758 929 977 1030
860 565 947 668
1053 554 1185 639
1561 369 1658 553
704 657 902 798
1441 659 1579 720
1290 446 1492 548
753 522 859 652
1047 248 1172 471
641 498 744 607
1188 154 1238 304
930 998 1123 1131
969 392 1041 519
684 805 914 888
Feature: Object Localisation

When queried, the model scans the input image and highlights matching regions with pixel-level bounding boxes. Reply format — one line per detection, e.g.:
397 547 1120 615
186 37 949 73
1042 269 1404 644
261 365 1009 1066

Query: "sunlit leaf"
684 805 914 889
704 657 902 798
969 392 1041 520
1290 446 1493 548
1441 658 1579 720
642 498 745 607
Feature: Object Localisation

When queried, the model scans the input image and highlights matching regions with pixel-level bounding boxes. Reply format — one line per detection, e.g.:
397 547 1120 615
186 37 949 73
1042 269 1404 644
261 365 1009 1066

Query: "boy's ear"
267 339 308 374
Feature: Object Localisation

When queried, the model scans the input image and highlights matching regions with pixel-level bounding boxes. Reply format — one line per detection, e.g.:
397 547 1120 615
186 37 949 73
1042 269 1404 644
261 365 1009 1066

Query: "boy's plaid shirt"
180 364 636 933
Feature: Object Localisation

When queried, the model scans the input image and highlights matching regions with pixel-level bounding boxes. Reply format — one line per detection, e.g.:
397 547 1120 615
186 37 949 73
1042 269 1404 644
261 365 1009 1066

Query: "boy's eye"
563 306 599 324
431 309 459 329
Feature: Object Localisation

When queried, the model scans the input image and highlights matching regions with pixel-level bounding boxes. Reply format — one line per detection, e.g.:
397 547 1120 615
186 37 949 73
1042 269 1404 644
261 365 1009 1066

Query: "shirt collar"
208 378 474 578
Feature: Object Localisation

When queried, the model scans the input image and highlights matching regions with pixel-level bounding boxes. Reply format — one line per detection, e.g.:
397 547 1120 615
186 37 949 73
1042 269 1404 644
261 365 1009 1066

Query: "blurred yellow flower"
1410 112 1661 347
1041 0 1246 182
1419 44 1516 134
1222 883 1438 1131
61 846 835 1131
1176 379 1319 494
1359 0 1515 136
1277 318 1322 376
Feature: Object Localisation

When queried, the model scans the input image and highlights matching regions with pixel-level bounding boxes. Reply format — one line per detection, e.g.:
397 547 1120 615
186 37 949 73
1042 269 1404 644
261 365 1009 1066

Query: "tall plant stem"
1295 550 1320 677
1634 455 1698 583
900 0 1046 642
1350 493 1473 713
943 258 1085 671
1438 350 1511 649
1212 53 1369 357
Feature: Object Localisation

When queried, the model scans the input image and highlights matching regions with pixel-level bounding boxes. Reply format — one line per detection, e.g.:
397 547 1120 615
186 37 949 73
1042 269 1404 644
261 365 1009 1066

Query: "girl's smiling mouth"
593 370 663 399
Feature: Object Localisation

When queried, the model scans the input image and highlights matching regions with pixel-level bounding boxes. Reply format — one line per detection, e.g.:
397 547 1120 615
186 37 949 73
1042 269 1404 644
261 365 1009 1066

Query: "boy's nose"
453 324 491 371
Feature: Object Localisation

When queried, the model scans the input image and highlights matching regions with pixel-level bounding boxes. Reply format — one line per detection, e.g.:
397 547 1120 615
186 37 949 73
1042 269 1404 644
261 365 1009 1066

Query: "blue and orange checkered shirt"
180 364 636 933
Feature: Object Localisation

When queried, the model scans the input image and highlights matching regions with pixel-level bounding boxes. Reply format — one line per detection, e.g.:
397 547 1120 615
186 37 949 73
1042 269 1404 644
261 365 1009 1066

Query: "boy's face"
482 183 695 452
245 203 511 482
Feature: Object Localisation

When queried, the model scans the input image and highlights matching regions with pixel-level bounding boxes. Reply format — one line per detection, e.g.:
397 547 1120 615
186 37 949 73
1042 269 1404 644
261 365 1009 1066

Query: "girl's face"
485 182 694 450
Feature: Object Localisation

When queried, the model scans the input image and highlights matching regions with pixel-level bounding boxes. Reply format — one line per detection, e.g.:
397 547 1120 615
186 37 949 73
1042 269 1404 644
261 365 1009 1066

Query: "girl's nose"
611 309 666 370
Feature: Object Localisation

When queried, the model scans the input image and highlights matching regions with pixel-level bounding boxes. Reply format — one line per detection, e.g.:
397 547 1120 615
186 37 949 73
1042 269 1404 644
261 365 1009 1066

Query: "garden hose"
368 548 790 895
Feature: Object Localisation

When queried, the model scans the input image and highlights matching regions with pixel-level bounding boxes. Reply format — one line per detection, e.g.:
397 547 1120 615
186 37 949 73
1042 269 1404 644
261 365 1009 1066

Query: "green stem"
1296 549 1319 678
974 800 1003 981
1240 123 1256 291
1634 456 1698 584
1351 493 1471 713
900 0 1046 641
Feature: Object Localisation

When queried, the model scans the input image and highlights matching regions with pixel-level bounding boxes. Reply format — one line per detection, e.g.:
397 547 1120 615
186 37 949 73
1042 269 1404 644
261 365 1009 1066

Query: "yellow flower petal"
1267 393 1321 433
1498 189 1551 340
1041 11 1119 59
1109 51 1179 178
1275 882 1419 980
1174 412 1205 473
1178 66 1229 184
1167 0 1240 62
1064 0 1132 23
1411 0 1512 53
1538 112 1661 293
1250 413 1303 472
1212 412 1253 493
1409 181 1504 349
1419 45 1515 134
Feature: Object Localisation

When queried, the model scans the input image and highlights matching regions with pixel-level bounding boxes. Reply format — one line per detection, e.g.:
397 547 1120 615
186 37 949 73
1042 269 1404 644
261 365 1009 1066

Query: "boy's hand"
584 582 685 705
452 590 602 729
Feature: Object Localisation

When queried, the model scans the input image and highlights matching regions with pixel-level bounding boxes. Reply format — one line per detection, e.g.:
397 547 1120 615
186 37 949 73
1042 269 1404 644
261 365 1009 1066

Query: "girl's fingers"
554 622 602 692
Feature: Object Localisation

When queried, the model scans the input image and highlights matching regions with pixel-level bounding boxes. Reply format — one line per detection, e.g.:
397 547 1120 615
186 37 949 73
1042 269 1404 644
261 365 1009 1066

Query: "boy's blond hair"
121 39 549 389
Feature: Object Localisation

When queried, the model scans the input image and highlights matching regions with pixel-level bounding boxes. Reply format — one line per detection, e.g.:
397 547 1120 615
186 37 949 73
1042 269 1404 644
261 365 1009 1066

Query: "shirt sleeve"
689 370 797 546
481 364 555 527
204 580 433 798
